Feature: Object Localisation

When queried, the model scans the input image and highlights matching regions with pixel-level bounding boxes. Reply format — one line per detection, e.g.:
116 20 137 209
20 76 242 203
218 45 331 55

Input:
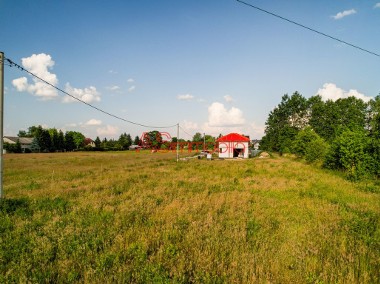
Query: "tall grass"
1 152 379 283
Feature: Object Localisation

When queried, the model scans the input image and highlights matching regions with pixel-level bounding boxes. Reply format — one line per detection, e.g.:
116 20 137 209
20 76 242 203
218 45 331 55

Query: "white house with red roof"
216 133 250 159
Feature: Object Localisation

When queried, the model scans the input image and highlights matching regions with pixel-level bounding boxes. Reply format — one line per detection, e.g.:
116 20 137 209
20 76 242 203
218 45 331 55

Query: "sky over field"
1 0 379 140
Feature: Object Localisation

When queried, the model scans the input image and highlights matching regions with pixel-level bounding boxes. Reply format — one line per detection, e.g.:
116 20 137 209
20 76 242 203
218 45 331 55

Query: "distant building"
216 133 250 159
129 145 142 150
84 138 96 147
3 136 33 153
251 139 261 150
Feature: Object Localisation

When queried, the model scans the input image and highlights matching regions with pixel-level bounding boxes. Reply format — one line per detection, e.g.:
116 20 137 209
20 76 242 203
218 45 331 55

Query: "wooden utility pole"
176 123 179 162
0 52 4 198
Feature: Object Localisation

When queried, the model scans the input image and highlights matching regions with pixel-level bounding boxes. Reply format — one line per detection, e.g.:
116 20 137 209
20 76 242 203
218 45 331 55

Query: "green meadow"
1 151 379 283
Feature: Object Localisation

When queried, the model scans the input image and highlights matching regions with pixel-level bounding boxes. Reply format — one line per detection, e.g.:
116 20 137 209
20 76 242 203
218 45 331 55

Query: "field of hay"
1 151 379 283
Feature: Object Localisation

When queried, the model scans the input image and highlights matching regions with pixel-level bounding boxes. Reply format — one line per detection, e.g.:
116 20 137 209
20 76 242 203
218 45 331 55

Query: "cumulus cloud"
182 120 198 130
11 53 102 104
316 83 372 102
85 119 102 126
96 125 119 137
224 95 234 103
128 86 136 92
12 53 58 100
375 3 380 9
63 83 101 103
332 9 357 20
208 102 245 127
177 94 194 101
127 78 134 83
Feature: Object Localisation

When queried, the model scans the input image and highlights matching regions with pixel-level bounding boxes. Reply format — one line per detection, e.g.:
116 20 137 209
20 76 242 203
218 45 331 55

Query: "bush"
292 127 328 162
305 138 328 163
323 130 374 180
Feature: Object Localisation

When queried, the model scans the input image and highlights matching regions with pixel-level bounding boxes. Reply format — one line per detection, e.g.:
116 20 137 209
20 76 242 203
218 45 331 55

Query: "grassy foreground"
0 151 379 283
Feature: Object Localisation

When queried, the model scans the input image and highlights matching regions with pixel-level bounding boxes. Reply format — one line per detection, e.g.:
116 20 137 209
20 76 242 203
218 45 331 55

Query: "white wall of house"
218 141 249 159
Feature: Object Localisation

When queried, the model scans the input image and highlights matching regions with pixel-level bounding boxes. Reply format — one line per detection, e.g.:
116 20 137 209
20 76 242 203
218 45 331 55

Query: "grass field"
1 151 379 283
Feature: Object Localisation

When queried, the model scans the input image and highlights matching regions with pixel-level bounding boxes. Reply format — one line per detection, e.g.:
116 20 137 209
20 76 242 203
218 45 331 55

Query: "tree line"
6 127 223 153
5 125 142 153
260 92 380 180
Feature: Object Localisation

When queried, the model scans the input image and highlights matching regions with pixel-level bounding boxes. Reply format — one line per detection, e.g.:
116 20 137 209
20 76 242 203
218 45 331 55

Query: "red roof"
216 133 250 142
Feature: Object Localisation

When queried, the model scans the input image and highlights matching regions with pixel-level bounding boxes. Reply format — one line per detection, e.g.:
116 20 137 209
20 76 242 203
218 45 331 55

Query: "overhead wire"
4 57 178 129
179 125 193 139
236 0 380 58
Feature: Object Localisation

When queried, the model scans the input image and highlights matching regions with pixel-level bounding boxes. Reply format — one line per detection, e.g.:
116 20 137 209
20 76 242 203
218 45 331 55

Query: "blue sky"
1 0 379 140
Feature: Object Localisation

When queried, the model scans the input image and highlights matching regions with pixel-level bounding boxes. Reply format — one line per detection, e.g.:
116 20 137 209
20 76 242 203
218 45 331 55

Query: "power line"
5 57 178 129
179 125 193 139
236 0 380 58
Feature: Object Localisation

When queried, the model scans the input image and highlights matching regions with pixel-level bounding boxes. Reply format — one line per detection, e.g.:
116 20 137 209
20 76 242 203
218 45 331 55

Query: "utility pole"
203 132 205 151
176 123 179 162
0 52 4 198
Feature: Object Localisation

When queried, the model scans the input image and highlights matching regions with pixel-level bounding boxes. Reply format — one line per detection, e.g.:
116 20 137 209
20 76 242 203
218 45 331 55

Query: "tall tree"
94 136 101 148
133 136 140 145
64 132 76 151
57 130 65 151
142 131 162 149
49 128 59 152
118 133 132 150
261 92 308 152
192 132 203 142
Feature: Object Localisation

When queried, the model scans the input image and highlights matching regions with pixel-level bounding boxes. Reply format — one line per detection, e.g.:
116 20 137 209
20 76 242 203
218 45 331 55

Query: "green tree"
94 136 101 148
49 128 59 152
192 132 203 142
57 130 65 151
17 130 28 137
309 96 368 142
30 137 40 153
71 131 85 149
37 128 52 152
4 140 22 153
118 133 132 150
292 127 327 162
261 92 309 152
133 136 140 145
143 131 162 149
64 132 76 151
323 130 373 180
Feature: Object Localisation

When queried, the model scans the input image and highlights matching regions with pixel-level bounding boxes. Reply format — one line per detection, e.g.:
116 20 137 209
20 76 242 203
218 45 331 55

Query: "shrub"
323 130 374 180
292 127 328 162
305 137 328 163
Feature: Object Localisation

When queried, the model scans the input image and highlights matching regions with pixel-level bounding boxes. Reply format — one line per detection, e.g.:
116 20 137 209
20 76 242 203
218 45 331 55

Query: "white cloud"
12 53 58 100
127 78 134 83
108 70 118 74
332 9 357 20
183 120 198 130
63 83 101 103
96 125 119 137
208 102 245 127
65 123 78 128
12 77 28 92
177 94 194 101
316 83 372 102
224 95 234 103
85 119 102 126
107 85 120 91
128 85 136 92
374 3 380 9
